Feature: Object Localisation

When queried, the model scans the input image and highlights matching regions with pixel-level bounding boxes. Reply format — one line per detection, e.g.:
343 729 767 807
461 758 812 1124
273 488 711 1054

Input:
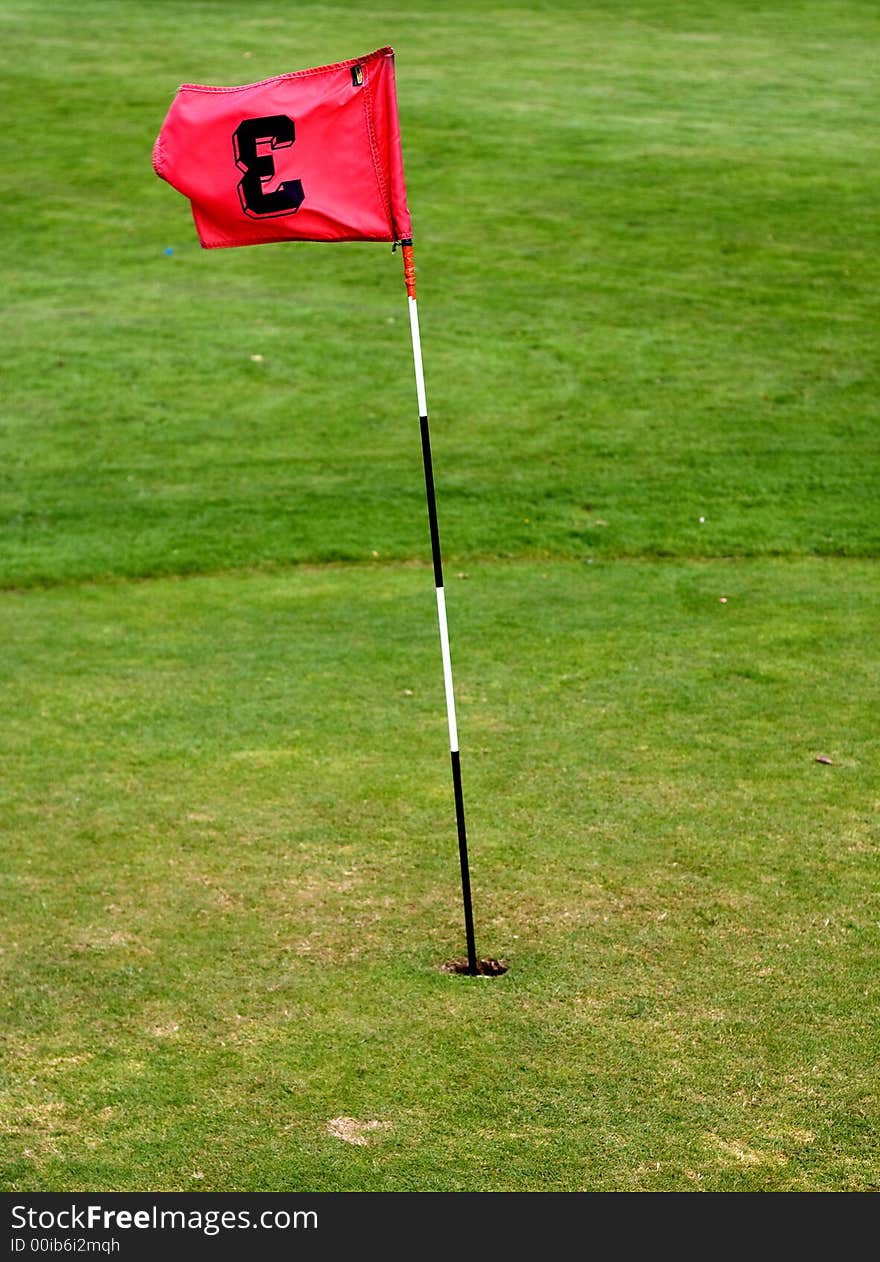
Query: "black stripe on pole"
451 749 478 975
419 414 444 588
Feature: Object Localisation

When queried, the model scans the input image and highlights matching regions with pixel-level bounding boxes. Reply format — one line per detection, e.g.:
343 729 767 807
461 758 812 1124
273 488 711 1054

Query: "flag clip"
351 65 364 87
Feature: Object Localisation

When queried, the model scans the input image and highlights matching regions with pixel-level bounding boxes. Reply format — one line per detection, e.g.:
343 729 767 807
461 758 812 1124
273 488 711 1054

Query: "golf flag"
154 47 490 975
153 46 412 248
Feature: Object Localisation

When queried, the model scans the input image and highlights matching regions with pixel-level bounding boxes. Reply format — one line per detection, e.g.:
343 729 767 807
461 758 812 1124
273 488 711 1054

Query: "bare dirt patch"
326 1117 391 1146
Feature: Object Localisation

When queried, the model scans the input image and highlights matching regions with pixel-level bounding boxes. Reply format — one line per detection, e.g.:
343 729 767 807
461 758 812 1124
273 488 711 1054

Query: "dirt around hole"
442 957 508 976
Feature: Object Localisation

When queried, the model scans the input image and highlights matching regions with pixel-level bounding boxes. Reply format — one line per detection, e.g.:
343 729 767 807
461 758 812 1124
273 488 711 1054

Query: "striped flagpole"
401 240 478 976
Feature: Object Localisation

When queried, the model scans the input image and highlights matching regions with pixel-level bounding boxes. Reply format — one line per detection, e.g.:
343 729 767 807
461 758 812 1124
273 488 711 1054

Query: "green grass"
1 0 879 1191
1 0 878 584
2 559 879 1191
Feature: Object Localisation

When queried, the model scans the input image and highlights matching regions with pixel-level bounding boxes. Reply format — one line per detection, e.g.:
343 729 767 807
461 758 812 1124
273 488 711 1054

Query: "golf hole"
442 957 508 977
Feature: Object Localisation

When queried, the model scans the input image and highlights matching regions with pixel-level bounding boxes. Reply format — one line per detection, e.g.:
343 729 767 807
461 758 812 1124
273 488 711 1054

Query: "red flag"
153 46 412 249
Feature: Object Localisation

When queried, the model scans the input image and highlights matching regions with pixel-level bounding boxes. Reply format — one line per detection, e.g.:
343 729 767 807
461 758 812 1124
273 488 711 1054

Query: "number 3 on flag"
233 115 304 219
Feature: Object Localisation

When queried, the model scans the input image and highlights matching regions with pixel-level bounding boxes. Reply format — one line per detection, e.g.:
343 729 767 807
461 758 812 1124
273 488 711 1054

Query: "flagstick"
401 241 478 976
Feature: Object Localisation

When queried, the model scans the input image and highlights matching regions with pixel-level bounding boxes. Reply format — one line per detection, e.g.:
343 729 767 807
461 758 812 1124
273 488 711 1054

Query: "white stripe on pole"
408 296 427 417
435 586 460 754
408 290 460 756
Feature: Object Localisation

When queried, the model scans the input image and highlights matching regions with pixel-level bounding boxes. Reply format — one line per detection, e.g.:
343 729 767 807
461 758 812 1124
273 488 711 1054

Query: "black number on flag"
233 115 304 218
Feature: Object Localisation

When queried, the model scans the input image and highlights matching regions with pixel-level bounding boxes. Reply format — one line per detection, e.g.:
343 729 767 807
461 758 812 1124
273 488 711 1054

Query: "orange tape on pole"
402 243 416 299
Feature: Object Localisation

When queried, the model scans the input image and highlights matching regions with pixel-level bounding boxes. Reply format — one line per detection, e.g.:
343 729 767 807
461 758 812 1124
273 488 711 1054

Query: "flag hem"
361 58 394 240
175 46 395 96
